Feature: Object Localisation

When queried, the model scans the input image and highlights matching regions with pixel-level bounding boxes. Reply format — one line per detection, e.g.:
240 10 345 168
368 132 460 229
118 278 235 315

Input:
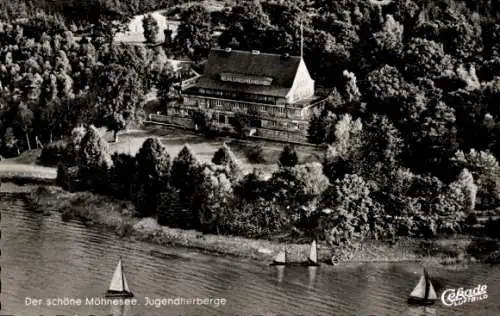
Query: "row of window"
220 73 272 86
197 88 277 104
183 95 306 119
204 99 302 118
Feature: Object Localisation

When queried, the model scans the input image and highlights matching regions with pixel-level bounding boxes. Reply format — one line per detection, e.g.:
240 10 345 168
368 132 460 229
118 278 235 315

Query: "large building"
171 48 325 142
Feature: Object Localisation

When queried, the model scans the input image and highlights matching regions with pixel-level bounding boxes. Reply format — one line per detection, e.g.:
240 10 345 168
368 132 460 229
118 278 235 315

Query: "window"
219 114 225 124
250 119 262 128
220 72 273 86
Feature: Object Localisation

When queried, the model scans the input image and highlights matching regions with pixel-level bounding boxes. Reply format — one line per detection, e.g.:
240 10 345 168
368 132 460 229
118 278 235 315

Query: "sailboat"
105 258 134 298
407 269 437 305
304 240 320 266
270 248 287 266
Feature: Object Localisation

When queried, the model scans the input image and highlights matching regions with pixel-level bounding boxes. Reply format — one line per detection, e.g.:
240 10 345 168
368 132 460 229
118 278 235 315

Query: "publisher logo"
441 284 488 307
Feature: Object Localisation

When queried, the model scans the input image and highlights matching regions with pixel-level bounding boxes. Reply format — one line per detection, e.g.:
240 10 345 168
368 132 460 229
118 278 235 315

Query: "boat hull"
105 291 134 298
407 297 435 306
302 259 320 267
270 261 286 266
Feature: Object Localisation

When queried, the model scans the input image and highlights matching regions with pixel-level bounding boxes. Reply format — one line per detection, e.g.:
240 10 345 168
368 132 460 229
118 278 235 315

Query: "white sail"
108 260 124 292
409 276 426 298
308 240 318 263
274 251 286 264
123 273 130 292
427 281 437 300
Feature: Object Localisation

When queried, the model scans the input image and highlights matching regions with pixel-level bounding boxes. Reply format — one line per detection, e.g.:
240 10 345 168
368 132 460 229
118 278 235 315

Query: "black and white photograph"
0 0 499 315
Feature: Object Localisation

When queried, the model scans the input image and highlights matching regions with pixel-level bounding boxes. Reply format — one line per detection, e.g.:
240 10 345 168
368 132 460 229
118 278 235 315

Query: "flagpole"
300 19 303 58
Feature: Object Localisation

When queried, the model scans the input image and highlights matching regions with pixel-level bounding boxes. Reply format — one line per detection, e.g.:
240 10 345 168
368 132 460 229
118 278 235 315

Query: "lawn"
103 126 323 176
0 126 322 178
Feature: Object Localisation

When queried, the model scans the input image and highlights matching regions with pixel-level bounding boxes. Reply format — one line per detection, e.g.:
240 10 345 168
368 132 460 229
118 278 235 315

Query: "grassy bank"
28 186 500 266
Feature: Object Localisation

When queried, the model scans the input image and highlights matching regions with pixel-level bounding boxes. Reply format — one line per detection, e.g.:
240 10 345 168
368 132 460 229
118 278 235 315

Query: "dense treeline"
55 126 495 260
0 0 171 24
0 3 176 157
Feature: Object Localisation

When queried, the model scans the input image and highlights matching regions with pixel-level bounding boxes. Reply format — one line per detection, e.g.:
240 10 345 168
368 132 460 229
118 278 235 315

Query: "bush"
218 198 290 238
245 144 266 163
56 163 81 191
278 145 298 167
38 140 68 166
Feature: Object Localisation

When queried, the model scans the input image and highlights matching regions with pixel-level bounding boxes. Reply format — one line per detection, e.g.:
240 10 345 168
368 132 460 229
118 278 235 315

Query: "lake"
1 192 499 316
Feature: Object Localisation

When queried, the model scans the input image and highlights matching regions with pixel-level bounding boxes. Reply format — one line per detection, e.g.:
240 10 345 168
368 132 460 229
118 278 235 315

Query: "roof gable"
204 49 301 87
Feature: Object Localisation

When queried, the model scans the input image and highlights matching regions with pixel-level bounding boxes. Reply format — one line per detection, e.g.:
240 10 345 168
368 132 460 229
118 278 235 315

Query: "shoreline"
23 185 500 267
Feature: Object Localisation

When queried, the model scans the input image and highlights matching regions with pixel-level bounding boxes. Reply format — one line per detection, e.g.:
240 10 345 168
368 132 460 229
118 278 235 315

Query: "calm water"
1 192 500 316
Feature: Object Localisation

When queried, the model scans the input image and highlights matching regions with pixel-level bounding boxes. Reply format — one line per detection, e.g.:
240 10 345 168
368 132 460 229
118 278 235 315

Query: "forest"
3 0 500 254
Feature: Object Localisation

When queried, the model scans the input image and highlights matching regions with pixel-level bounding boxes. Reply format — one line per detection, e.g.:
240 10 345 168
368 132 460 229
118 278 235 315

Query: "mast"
424 269 430 299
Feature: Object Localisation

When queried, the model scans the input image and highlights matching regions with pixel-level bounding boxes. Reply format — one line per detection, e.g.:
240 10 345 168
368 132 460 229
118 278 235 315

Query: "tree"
192 164 233 233
156 64 177 112
229 112 251 138
437 10 483 61
448 88 488 150
234 169 269 202
13 102 34 150
77 125 113 191
142 14 159 44
148 47 169 88
269 162 330 227
109 153 136 200
64 125 87 164
91 64 145 142
307 91 344 144
218 0 273 51
359 114 404 181
175 5 213 61
372 14 404 64
403 38 452 80
265 1 309 54
211 143 243 181
451 149 500 210
133 137 171 217
319 174 384 252
4 127 19 155
278 145 298 167
35 95 60 143
436 169 477 234
170 144 201 206
342 70 362 103
365 65 407 116
323 114 364 181
408 99 459 177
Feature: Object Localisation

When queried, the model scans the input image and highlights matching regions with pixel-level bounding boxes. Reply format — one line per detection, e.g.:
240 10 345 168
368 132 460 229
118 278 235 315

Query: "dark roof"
204 49 301 87
185 76 290 97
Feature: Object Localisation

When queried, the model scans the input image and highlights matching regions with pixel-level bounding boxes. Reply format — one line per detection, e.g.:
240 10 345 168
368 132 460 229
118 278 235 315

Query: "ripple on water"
2 195 500 316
